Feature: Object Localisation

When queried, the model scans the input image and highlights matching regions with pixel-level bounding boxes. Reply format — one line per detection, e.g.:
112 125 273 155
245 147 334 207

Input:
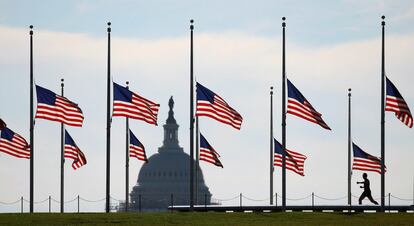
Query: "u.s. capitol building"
129 97 212 211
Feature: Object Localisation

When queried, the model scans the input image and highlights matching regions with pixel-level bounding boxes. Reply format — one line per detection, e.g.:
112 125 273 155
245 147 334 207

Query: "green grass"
0 212 413 226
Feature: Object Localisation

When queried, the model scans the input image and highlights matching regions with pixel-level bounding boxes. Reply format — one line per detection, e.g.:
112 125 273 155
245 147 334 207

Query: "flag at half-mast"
287 79 331 130
196 83 243 130
352 143 385 174
199 133 223 168
0 126 30 159
274 139 307 176
129 130 148 162
385 77 413 128
113 82 160 125
64 130 87 170
35 85 84 127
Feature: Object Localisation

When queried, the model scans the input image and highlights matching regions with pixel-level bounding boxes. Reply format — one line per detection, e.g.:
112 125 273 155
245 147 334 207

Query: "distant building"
129 97 212 211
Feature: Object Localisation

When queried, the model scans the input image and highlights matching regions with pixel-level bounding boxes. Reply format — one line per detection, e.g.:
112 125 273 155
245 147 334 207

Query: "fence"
212 193 414 208
0 193 413 213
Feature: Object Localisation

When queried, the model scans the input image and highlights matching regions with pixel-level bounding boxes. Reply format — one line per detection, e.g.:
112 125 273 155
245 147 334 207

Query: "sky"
1 0 414 212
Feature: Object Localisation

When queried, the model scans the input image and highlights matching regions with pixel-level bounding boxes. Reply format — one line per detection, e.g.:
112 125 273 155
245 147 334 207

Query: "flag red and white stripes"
352 158 383 174
274 150 307 176
129 145 147 162
199 133 223 168
64 146 87 170
352 143 385 174
0 127 30 159
196 83 243 130
113 83 159 125
386 97 412 128
287 99 330 129
287 79 331 130
129 130 148 162
274 139 307 176
35 85 84 127
64 130 87 170
385 77 413 128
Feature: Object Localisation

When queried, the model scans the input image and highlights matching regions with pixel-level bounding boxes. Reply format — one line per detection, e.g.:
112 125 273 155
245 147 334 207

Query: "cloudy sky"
1 0 414 212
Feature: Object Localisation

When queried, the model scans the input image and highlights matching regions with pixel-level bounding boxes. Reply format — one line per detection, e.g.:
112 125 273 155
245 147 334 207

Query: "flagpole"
125 81 129 212
29 24 34 213
380 15 386 212
106 21 112 213
281 16 287 211
195 116 199 205
60 78 65 213
189 19 195 210
347 88 352 206
270 86 274 205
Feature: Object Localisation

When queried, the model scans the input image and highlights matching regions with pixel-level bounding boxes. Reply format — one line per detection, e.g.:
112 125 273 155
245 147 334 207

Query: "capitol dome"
129 97 212 211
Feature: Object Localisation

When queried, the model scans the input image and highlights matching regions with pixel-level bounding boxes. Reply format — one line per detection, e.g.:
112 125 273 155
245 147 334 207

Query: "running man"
357 173 378 205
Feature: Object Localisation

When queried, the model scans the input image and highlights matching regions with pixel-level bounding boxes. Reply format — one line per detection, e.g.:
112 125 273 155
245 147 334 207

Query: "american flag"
113 82 160 125
352 143 385 174
199 133 223 168
64 130 87 170
196 83 243 130
274 139 307 176
0 127 30 159
385 77 413 128
129 130 148 162
35 85 84 127
287 79 331 130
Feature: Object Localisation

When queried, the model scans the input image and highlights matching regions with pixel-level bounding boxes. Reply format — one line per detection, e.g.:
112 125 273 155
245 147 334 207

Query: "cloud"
393 3 414 22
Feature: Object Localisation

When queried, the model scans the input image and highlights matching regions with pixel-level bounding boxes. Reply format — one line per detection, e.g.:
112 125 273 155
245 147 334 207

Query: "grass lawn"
0 212 413 226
